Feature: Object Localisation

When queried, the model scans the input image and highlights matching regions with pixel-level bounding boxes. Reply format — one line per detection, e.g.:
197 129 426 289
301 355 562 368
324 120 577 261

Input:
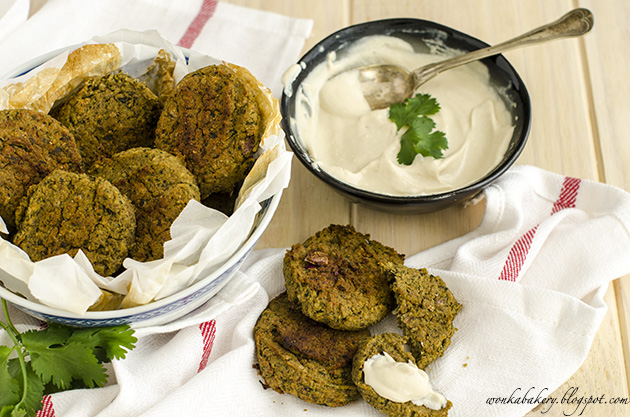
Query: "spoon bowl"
360 8 593 110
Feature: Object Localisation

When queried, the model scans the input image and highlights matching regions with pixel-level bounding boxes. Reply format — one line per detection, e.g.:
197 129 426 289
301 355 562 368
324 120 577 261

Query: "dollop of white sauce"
291 35 515 196
363 352 447 410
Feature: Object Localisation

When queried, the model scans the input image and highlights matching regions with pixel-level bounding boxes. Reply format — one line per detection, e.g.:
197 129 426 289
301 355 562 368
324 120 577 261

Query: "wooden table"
227 1 629 416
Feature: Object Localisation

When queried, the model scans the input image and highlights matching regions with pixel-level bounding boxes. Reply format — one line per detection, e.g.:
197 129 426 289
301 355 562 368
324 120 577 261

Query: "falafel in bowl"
0 30 291 327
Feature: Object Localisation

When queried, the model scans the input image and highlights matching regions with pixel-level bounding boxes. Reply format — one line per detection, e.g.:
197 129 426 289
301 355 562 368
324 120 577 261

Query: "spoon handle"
413 8 594 86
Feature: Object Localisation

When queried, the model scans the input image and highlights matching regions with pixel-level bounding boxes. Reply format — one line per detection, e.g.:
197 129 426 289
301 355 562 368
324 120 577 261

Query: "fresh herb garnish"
0 299 137 417
389 93 448 165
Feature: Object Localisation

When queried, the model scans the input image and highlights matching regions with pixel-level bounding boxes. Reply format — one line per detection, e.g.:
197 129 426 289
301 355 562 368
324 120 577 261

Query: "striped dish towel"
405 164 630 417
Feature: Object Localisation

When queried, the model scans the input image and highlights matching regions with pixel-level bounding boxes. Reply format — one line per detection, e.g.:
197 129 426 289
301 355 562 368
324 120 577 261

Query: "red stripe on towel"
198 320 217 372
499 226 538 282
498 176 581 282
551 176 581 214
35 396 55 417
178 0 218 48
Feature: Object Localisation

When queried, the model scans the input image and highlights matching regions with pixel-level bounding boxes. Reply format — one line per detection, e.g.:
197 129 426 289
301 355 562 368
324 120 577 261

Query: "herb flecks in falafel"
386 262 461 370
13 170 136 277
254 292 370 407
283 224 405 331
90 147 200 262
0 109 83 229
155 64 263 199
51 71 162 169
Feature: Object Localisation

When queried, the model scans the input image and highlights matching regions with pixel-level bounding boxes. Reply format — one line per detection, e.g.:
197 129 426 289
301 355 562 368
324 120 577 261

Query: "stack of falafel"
0 56 265 305
254 224 462 416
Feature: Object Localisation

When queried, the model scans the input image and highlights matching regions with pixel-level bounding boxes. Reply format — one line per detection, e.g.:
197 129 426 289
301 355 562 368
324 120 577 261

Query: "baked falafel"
254 292 370 407
352 333 452 417
13 169 136 276
50 71 162 168
0 109 83 229
386 263 461 370
90 147 200 262
283 224 405 331
155 64 263 199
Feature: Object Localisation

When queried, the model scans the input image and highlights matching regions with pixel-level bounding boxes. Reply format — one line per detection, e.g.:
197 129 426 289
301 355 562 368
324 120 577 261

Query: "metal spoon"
359 8 594 110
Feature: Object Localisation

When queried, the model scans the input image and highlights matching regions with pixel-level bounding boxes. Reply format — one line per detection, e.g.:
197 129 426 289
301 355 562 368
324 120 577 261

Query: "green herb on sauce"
388 93 448 165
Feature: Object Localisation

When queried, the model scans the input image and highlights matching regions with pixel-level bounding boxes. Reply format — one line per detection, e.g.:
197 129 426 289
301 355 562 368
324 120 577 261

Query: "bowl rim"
0 43 284 321
281 17 531 205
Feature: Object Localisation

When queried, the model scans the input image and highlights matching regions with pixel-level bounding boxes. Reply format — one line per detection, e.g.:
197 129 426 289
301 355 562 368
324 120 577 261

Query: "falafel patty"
283 224 405 331
50 72 162 168
352 333 452 417
90 147 200 262
0 109 83 229
155 64 263 199
13 170 136 276
386 263 461 370
254 292 370 407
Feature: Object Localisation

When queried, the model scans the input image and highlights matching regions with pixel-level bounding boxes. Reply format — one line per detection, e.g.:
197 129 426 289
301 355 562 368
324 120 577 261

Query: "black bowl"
280 18 531 213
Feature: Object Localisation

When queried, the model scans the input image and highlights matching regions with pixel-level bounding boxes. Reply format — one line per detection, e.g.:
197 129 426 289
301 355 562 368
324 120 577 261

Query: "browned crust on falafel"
283 224 405 330
0 109 83 229
254 292 370 407
154 64 262 199
13 169 136 276
51 71 162 168
90 147 200 262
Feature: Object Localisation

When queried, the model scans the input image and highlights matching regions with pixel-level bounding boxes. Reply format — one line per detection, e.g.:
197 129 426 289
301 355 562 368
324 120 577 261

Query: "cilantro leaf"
1 299 137 416
9 361 45 417
0 346 20 409
397 117 448 164
20 327 108 390
389 93 441 130
67 325 137 362
388 93 448 165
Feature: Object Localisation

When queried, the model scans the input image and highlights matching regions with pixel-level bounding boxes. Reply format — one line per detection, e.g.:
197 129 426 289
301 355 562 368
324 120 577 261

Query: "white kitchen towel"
3 164 630 417
0 0 313 96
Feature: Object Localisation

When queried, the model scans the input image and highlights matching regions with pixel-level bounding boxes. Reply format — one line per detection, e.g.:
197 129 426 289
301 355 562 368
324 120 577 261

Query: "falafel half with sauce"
50 71 162 169
155 64 263 199
254 292 370 407
283 224 405 331
13 169 136 277
352 333 452 417
0 109 83 229
90 147 201 262
386 262 461 370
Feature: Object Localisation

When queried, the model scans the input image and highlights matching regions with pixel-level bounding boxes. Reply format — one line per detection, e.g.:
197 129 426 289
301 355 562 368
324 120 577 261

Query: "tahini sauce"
289 35 515 196
363 352 447 409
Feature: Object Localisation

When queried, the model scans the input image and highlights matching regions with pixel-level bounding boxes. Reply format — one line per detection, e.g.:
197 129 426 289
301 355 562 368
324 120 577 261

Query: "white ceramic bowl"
0 43 284 328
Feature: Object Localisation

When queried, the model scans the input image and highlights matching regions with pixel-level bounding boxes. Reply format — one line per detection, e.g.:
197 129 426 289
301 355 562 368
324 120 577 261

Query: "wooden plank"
580 0 630 401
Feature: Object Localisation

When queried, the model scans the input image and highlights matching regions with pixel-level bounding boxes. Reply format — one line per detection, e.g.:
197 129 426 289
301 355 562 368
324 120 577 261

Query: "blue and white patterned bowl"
0 42 284 328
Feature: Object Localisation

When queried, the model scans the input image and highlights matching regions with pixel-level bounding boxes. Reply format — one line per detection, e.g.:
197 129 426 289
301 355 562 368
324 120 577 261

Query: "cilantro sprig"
389 93 448 165
0 299 137 417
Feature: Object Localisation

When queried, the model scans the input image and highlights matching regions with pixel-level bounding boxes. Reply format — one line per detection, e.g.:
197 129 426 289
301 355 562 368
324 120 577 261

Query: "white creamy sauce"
289 35 515 196
363 352 447 410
